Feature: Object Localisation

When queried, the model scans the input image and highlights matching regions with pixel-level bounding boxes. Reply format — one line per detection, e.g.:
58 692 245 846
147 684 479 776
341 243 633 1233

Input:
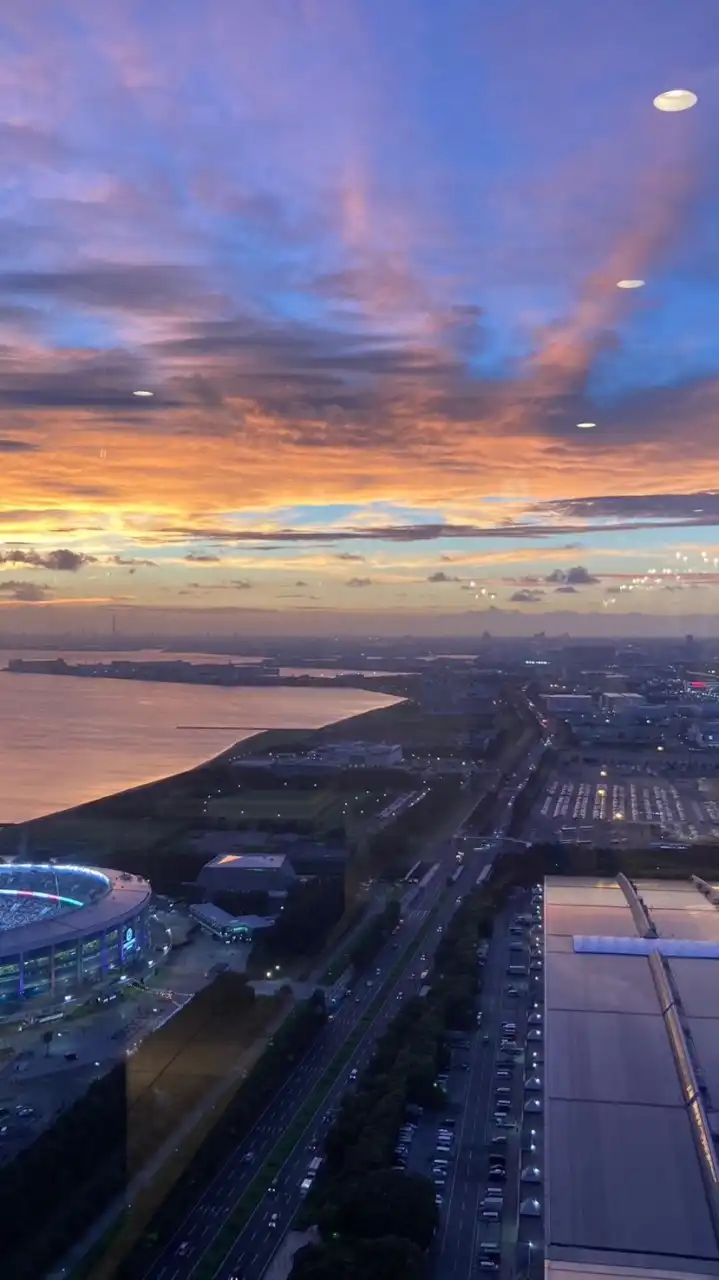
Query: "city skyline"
0 1 717 634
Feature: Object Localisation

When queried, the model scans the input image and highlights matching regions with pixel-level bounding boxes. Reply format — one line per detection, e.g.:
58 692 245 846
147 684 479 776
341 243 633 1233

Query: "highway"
133 730 543 1280
136 833 494 1280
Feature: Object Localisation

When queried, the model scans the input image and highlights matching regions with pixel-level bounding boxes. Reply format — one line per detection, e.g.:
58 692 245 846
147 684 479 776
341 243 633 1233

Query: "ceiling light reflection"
653 89 697 112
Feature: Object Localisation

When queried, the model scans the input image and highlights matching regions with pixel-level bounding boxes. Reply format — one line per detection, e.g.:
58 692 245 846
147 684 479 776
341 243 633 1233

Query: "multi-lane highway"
136 828 497 1280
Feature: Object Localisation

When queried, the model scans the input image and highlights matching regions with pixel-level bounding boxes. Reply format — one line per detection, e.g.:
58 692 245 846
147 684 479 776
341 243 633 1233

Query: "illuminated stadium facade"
0 864 152 1003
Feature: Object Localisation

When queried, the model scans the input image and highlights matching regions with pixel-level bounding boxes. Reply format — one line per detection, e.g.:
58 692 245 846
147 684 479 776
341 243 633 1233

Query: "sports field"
205 790 345 828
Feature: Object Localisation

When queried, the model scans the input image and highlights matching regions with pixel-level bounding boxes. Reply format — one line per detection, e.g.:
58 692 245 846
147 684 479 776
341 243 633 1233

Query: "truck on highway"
299 1156 323 1196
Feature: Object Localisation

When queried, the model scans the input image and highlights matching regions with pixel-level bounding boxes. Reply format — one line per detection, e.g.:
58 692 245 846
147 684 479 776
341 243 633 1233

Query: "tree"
328 1170 438 1251
291 1234 427 1280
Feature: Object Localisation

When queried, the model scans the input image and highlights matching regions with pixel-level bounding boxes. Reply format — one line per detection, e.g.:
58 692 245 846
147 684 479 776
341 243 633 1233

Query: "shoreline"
0 695 406 840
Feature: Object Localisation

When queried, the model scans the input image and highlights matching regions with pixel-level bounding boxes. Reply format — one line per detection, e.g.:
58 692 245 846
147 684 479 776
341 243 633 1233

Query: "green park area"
204 788 346 830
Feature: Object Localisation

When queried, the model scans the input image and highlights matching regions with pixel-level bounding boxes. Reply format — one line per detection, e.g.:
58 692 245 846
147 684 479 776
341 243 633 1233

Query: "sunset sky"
0 0 718 636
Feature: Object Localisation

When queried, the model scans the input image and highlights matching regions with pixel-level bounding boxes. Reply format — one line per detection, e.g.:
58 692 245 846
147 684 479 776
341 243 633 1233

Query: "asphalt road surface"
138 835 495 1280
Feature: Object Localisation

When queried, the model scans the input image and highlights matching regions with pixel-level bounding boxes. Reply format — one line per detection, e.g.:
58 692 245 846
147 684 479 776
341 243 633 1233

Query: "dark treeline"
366 777 466 876
254 879 346 962
349 900 401 973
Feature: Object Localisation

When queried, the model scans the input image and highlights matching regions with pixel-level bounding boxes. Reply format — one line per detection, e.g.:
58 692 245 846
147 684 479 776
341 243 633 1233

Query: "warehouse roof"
545 875 719 1274
204 853 289 871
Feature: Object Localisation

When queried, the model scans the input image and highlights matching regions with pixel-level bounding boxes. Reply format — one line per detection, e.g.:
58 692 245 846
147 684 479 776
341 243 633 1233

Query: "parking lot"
387 887 545 1280
533 771 719 844
0 918 257 1161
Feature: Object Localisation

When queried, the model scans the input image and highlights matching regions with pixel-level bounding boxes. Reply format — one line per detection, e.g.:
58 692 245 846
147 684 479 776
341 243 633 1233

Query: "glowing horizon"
0 2 714 636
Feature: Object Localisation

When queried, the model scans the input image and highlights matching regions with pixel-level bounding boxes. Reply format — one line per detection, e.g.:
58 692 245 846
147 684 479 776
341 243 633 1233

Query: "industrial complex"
544 873 719 1280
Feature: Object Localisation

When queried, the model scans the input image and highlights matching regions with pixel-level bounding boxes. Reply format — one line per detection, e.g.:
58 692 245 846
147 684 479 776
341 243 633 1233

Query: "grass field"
205 789 345 828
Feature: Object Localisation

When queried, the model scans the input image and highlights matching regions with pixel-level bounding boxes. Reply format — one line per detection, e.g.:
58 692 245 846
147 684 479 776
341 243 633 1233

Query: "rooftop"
205 853 289 871
0 867 152 957
545 874 719 1277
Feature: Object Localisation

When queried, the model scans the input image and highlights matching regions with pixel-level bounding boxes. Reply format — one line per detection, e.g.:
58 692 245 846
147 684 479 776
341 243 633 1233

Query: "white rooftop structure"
544 874 719 1280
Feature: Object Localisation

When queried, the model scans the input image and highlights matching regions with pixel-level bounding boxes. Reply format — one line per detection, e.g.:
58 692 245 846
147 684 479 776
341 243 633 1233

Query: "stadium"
0 863 153 1004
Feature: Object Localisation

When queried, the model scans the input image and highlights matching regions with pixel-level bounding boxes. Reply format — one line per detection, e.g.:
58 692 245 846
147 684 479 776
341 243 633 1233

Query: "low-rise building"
545 694 595 714
189 903 275 941
198 852 298 897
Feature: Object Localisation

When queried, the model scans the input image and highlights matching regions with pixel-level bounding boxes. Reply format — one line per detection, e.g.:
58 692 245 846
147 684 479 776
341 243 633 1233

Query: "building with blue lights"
0 864 152 1003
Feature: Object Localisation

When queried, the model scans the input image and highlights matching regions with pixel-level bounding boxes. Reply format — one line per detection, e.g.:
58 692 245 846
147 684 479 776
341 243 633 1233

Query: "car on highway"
349 1068 358 1080
269 1213 279 1229
177 1242 191 1257
15 1106 35 1119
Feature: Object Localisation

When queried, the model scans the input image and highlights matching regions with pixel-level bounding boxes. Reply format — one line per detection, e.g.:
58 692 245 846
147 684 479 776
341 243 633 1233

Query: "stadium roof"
0 866 151 957
545 875 719 1276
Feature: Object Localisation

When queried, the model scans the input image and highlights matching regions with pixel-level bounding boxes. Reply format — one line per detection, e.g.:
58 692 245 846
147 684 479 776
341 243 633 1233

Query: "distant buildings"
688 722 719 748
419 664 500 715
600 691 646 714
238 741 404 770
545 694 595 714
